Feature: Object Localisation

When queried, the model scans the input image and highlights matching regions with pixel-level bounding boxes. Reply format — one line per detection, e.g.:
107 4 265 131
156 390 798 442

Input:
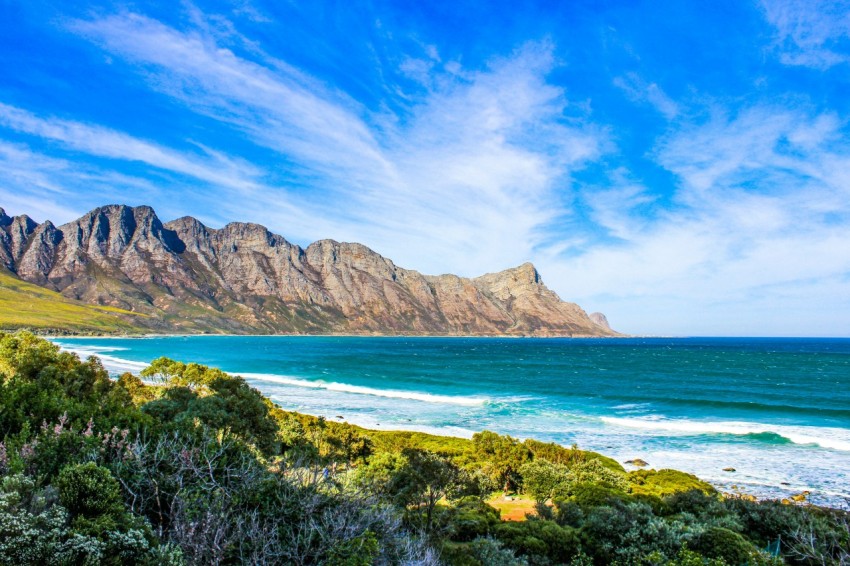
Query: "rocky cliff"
0 205 616 336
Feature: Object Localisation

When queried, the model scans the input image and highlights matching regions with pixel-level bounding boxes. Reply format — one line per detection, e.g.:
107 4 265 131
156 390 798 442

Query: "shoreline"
49 336 850 510
43 331 635 339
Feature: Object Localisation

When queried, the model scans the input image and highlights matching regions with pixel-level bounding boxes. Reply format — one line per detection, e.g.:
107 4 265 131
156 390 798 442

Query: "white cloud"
0 141 163 223
0 103 267 193
2 8 841 336
613 72 679 119
543 105 850 336
68 14 606 276
761 0 850 68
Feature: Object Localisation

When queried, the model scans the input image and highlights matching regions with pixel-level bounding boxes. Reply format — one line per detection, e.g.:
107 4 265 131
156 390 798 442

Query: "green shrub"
469 536 528 565
571 482 628 508
449 497 501 541
692 526 762 565
629 469 715 498
520 458 570 504
495 520 580 564
57 462 123 521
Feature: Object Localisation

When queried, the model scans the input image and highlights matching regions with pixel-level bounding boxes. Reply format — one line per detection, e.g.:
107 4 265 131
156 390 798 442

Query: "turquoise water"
53 336 850 507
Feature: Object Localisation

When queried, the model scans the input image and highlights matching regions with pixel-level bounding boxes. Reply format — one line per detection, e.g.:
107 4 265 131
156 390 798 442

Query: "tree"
519 458 571 504
357 448 473 534
472 431 531 493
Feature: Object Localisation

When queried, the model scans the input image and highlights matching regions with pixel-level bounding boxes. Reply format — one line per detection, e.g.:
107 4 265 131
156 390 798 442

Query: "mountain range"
0 204 616 336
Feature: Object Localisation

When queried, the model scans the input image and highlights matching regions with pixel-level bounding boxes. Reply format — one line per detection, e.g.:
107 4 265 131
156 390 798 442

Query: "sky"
1 0 849 337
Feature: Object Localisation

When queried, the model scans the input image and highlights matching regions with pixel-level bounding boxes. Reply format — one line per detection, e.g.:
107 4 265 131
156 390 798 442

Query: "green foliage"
629 468 716 498
0 472 161 565
494 518 581 564
0 332 142 440
446 497 502 542
468 536 529 565
141 357 279 455
570 482 629 508
580 500 694 564
473 431 531 493
523 439 624 474
57 462 123 521
691 526 770 565
645 547 729 565
370 429 475 459
1 333 849 566
520 458 570 504
357 448 476 533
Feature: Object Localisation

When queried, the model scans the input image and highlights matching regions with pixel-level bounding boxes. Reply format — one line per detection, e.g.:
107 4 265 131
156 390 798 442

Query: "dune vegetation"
0 332 847 565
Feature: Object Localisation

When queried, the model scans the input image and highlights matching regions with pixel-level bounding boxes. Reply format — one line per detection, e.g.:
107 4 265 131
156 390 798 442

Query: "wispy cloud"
761 0 850 68
613 72 679 119
4 4 847 335
543 104 850 335
68 13 606 275
0 103 267 193
0 140 162 222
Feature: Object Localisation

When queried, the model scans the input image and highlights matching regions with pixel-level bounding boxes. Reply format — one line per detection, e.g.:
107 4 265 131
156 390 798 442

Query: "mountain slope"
0 269 144 334
0 205 616 336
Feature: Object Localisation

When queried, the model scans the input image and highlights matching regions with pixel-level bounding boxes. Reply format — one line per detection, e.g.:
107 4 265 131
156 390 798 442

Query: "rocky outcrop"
589 312 611 331
0 207 38 271
0 204 618 336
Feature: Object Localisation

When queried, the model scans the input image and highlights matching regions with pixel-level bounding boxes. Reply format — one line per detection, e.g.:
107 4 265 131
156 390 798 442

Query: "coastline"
43 331 632 339
49 335 850 510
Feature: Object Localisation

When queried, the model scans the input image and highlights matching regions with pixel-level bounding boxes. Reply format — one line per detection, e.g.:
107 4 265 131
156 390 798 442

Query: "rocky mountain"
589 312 611 331
0 205 617 336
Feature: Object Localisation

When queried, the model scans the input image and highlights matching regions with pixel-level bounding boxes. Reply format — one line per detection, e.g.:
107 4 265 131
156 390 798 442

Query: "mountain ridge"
0 204 617 336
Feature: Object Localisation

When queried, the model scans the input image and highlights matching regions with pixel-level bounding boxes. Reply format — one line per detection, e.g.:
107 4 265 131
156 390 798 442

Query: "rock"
3 204 621 336
723 467 736 472
625 459 649 467
589 312 611 330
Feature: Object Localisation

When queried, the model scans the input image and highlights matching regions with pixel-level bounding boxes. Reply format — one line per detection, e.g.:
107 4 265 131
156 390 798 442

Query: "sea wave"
600 417 850 451
57 344 149 373
51 343 489 407
241 372 490 406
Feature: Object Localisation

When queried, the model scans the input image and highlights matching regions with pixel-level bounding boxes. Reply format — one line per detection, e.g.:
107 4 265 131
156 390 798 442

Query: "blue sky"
1 0 849 336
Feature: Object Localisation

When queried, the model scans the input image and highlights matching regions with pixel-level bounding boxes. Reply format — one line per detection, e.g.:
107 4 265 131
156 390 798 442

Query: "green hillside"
0 270 145 334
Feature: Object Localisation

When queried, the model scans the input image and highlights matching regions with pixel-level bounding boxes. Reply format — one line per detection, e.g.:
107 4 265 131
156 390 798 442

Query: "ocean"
51 336 850 508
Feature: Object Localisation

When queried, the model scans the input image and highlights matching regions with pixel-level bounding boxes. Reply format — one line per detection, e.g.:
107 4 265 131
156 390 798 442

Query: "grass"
0 270 146 334
487 492 538 521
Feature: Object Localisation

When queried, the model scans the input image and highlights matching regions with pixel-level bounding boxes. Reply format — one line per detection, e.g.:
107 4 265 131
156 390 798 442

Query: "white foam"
242 372 489 406
51 343 488 407
56 344 149 373
601 416 850 451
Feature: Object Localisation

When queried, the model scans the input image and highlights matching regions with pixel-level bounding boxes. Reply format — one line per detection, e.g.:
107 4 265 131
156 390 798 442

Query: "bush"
629 469 715 498
469 536 528 565
691 526 763 565
520 458 570 504
581 501 692 563
570 482 628 508
448 497 501 541
57 462 123 520
495 520 580 564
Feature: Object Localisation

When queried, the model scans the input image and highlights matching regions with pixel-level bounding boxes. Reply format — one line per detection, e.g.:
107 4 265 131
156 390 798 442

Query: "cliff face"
0 205 616 336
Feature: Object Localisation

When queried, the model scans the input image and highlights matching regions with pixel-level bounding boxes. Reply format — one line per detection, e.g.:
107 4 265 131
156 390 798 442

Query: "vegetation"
0 331 848 565
0 270 144 334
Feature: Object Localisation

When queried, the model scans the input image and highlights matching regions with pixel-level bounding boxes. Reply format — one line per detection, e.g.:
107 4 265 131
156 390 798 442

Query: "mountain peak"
1 203 616 337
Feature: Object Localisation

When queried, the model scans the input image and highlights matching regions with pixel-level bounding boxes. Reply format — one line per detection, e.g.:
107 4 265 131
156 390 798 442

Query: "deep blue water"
53 336 850 507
